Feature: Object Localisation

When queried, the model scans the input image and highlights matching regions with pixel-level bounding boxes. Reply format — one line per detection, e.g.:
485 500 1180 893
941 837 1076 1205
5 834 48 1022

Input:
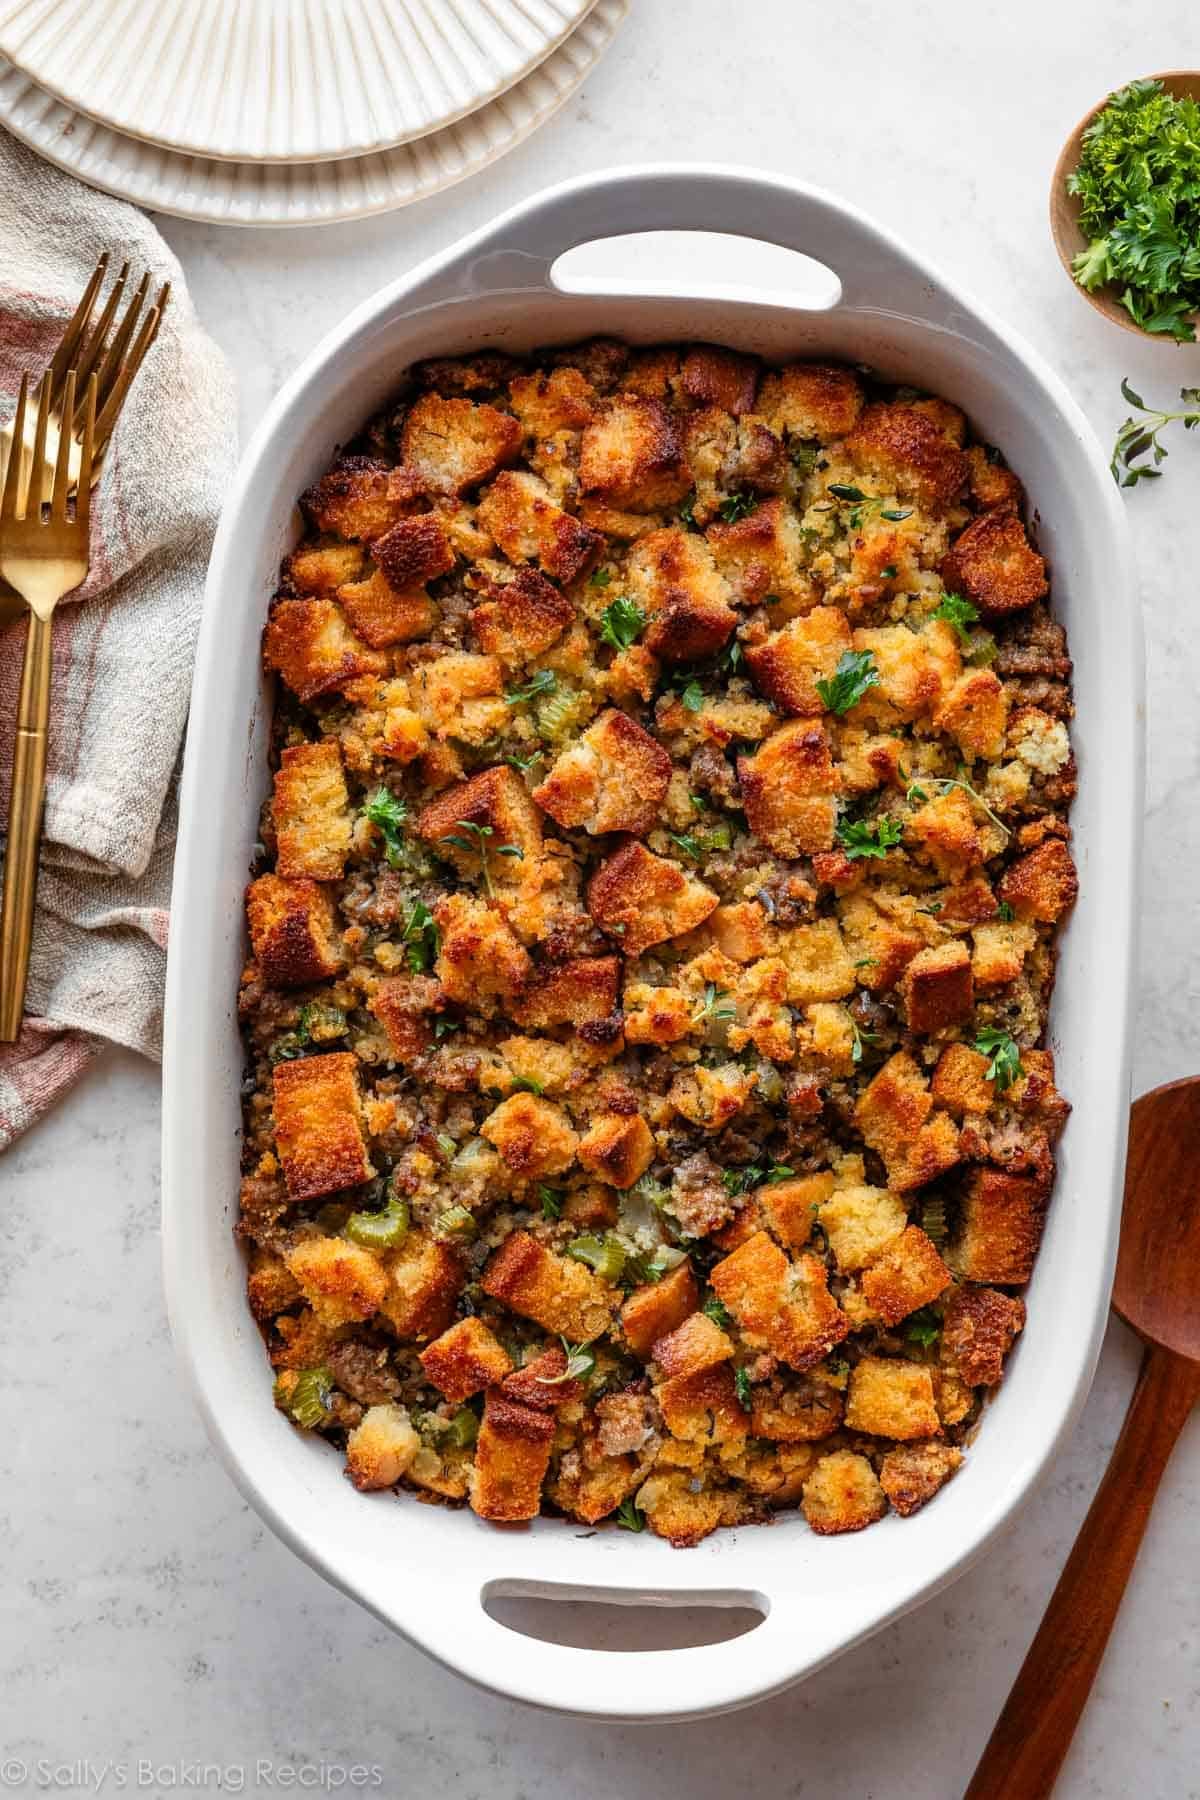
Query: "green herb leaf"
814 649 880 716
906 1307 942 1349
506 749 544 775
702 1295 731 1327
679 679 705 712
734 1366 753 1410
678 491 698 530
615 1496 645 1532
536 1336 597 1384
836 812 904 860
598 595 647 651
505 669 558 704
763 1164 795 1183
930 591 980 646
668 831 703 862
589 567 613 587
718 489 756 523
1110 378 1200 486
974 1027 1023 1092
537 1184 564 1220
905 775 1011 842
996 900 1015 922
827 483 867 502
692 983 736 1025
510 1074 545 1095
362 786 409 867
401 898 440 973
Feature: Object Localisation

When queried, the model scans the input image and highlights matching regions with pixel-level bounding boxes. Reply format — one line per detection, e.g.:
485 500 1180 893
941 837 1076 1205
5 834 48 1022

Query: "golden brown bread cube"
679 343 760 415
757 1173 831 1249
906 787 984 881
934 668 1009 763
941 509 1048 619
579 395 691 510
656 1363 749 1444
272 740 353 881
855 1052 962 1194
850 619 960 722
510 955 621 1030
710 1232 848 1371
476 469 601 584
879 1439 963 1516
819 1183 907 1272
964 444 1024 512
620 1260 699 1358
246 1248 301 1321
623 526 738 662
418 763 544 867
508 364 596 437
577 1111 654 1188
371 510 456 589
845 1356 940 1438
533 707 671 836
756 361 864 442
652 1309 735 1378
480 1092 579 1179
433 892 533 1010
997 838 1078 923
300 455 414 540
971 918 1037 989
415 350 525 394
801 1450 888 1535
286 1235 388 1327
272 1052 373 1201
941 1285 1026 1386
706 495 814 607
950 1166 1048 1285
368 972 438 1061
263 596 388 702
899 940 975 1033
500 1344 586 1412
334 570 436 649
859 1225 952 1325
639 1472 724 1547
345 1404 421 1491
738 722 839 857
835 891 924 993
745 605 852 716
470 567 576 662
751 1376 844 1443
845 402 969 508
285 542 364 592
587 839 718 955
381 1231 463 1341
246 874 343 989
481 1230 616 1341
931 1042 995 1115
409 651 506 745
401 393 522 497
470 1389 556 1521
419 1317 514 1402
776 918 857 1004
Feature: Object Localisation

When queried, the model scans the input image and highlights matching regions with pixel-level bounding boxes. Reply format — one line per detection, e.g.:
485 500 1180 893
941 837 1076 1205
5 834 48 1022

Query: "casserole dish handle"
445 164 945 317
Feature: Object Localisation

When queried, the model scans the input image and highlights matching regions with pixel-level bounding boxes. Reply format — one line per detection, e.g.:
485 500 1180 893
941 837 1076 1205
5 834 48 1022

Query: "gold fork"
0 368 97 1041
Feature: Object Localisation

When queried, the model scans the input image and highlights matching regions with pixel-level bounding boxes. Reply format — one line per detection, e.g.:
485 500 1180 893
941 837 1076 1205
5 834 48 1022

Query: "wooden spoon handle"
966 1344 1200 1800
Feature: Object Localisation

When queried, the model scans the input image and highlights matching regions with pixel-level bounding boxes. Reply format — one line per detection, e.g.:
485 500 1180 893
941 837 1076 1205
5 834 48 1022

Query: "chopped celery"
565 1233 626 1282
274 1366 333 1429
345 1194 410 1251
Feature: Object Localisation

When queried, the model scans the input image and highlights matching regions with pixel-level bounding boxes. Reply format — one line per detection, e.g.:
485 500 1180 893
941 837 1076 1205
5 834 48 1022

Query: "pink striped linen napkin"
0 129 236 1149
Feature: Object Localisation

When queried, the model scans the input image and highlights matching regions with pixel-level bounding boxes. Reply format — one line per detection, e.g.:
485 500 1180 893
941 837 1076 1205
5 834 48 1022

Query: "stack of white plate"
0 0 626 225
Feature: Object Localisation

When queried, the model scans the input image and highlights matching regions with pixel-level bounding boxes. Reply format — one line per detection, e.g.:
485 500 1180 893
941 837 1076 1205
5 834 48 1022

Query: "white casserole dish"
162 164 1143 1722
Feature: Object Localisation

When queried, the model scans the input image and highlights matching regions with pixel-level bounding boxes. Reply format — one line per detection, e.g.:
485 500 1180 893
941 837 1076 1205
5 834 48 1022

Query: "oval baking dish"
163 165 1143 1721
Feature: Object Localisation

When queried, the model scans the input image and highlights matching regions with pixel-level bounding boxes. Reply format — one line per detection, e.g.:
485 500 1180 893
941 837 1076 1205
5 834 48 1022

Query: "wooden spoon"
966 1078 1200 1798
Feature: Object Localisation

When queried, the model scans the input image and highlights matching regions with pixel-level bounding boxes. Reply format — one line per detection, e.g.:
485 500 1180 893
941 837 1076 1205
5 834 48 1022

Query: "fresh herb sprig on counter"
1111 378 1200 486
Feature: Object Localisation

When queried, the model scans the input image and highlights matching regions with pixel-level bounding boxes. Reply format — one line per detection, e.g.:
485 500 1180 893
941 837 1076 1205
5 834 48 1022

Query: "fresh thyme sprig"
1111 378 1200 487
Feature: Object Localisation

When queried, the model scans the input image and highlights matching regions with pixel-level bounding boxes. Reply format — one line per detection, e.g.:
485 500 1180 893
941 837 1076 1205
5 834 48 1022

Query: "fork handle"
0 609 53 1041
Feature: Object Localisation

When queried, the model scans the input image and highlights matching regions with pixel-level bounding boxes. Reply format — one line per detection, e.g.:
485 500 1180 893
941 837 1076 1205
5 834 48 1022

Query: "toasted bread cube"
433 893 533 1011
509 364 596 435
300 455 413 540
548 1444 640 1526
856 1052 962 1194
964 444 1023 511
401 393 521 497
860 1226 951 1324
942 1285 1026 1386
906 787 984 880
936 876 1001 928
345 1404 421 1491
802 1449 887 1535
272 1052 372 1201
587 840 718 955
758 1173 832 1248
639 1472 724 1547
418 764 543 867
371 509 456 589
334 568 436 648
702 901 772 963
285 542 364 592
369 972 438 1061
970 919 1036 989
381 1231 462 1341
622 526 737 662
481 1093 579 1179
533 707 671 837
272 740 352 880
510 955 621 1030
286 1235 388 1326
851 620 961 722
579 395 690 510
678 343 760 414
942 509 1047 618
415 350 525 394
622 981 692 1045
756 361 864 442
656 1363 749 1444
745 606 852 717
900 940 974 1033
845 402 969 508
476 469 600 584
246 874 343 989
577 1111 654 1188
246 1249 301 1321
997 838 1078 923
820 1183 908 1273
950 1166 1048 1285
706 496 814 607
775 918 857 1004
481 1230 616 1340
931 1043 994 1115
934 668 1009 762
470 566 576 662
739 722 839 857
836 892 923 993
263 596 388 702
620 1261 699 1357
419 1317 513 1402
845 1356 940 1438
751 1375 844 1442
710 1234 848 1372
500 1344 586 1412
409 651 505 743
879 1439 963 1516
470 1389 555 1521
667 1062 756 1132
652 1309 734 1378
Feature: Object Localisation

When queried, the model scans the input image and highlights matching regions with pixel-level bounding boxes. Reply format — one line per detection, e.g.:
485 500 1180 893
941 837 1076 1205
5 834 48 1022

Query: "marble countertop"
5 1 1200 1793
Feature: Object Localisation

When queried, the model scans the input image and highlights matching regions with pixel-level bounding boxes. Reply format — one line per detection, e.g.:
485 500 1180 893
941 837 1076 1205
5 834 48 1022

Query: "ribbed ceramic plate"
0 0 598 162
0 0 625 225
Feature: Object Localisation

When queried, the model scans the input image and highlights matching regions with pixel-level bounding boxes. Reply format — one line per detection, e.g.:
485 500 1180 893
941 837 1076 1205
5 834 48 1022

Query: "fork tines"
45 253 169 447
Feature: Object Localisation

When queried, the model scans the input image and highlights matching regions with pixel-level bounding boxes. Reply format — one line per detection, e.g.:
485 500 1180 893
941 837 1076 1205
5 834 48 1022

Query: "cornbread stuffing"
239 341 1075 1545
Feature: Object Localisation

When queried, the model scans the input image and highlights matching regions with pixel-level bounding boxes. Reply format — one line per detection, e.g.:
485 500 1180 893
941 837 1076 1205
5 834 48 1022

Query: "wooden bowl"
1050 70 1200 338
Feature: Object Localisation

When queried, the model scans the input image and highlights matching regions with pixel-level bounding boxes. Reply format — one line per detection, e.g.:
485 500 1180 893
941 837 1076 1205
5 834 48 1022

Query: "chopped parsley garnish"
433 1018 459 1039
702 1295 731 1327
537 1184 564 1220
836 813 904 860
763 1165 794 1183
589 567 613 587
734 1366 753 1410
815 649 880 716
1111 378 1200 486
879 564 897 580
505 668 557 704
996 900 1015 922
721 1163 791 1195
678 491 698 529
718 489 756 523
668 831 702 861
692 983 736 1025
678 679 705 712
615 1496 645 1532
1068 79 1200 341
974 1027 1023 1092
930 591 980 646
361 786 408 867
598 595 647 651
906 1308 942 1349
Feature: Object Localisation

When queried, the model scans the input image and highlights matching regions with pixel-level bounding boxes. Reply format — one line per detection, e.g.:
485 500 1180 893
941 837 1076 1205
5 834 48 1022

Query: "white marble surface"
5 1 1200 1793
